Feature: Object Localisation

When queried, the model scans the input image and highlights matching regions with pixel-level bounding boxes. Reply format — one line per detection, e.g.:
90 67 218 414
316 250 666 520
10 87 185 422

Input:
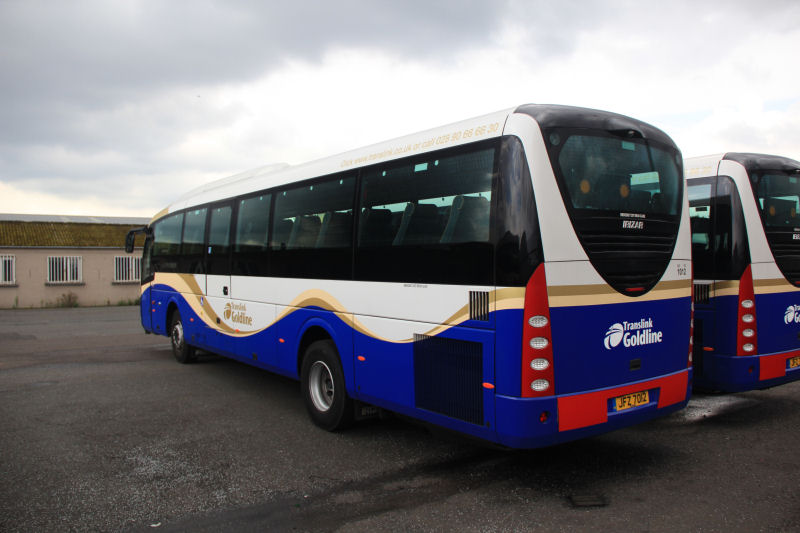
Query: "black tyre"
169 310 197 364
300 339 354 431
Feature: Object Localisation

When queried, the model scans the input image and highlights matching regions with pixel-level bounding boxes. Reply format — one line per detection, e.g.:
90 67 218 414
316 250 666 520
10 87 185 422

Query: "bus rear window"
753 173 800 228
552 133 681 216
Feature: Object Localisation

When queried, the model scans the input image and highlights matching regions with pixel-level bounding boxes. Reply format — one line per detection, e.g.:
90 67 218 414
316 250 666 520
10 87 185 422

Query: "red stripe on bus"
759 350 800 381
557 371 688 432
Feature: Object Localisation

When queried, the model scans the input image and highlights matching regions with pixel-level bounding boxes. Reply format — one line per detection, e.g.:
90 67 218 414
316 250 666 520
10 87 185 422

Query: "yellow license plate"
790 356 800 369
614 390 650 411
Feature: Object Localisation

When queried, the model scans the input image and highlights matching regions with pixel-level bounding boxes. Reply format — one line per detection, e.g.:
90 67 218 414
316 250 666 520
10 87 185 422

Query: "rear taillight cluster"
737 264 757 356
521 264 554 398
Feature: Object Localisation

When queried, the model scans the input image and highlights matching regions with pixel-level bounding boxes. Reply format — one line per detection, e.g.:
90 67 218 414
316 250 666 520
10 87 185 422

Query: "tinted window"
554 134 681 216
750 170 800 284
753 172 800 228
356 140 497 285
689 176 749 280
182 208 207 255
207 205 232 276
688 179 714 279
181 207 207 273
151 213 183 273
271 175 355 279
233 194 271 276
495 136 543 286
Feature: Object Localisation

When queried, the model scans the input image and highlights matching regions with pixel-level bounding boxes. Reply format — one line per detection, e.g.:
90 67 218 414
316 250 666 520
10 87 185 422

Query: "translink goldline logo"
224 302 253 326
604 318 663 350
784 305 800 324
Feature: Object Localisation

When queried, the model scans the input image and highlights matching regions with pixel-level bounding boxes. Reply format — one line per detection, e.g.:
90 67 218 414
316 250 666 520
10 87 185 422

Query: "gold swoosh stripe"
754 277 800 294
147 276 689 343
547 279 691 307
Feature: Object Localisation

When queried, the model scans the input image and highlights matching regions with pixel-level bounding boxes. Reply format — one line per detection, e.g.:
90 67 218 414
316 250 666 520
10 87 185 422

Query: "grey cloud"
1 1 510 104
0 0 513 196
1 0 799 215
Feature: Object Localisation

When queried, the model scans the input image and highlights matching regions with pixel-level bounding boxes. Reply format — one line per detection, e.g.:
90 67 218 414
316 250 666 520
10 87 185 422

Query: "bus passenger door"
205 202 234 354
139 233 154 333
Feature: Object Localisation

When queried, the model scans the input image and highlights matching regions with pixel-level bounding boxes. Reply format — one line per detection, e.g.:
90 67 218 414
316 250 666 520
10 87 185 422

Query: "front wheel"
169 310 197 364
300 340 354 431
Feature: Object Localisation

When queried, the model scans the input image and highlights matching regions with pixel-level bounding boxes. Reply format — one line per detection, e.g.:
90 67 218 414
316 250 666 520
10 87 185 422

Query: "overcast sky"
1 0 799 217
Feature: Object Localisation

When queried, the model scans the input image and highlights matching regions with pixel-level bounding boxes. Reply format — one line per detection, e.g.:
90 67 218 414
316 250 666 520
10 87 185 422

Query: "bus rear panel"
687 152 800 392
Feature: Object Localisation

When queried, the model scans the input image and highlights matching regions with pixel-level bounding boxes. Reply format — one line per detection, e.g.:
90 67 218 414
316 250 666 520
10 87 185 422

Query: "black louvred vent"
469 291 490 321
693 282 710 305
414 334 483 425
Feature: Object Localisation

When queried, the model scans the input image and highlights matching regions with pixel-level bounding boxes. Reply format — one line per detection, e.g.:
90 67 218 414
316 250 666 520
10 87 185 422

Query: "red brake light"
521 264 555 398
736 264 757 356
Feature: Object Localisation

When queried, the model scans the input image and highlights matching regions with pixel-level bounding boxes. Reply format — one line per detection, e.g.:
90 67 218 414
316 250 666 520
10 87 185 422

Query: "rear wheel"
169 310 196 363
301 340 354 431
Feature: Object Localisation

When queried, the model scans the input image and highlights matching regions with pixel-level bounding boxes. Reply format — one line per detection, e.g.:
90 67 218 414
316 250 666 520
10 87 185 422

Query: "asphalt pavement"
1 306 799 532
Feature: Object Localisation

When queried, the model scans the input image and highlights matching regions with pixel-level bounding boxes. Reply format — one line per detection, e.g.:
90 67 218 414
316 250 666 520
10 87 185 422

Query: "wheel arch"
166 299 181 333
295 316 355 394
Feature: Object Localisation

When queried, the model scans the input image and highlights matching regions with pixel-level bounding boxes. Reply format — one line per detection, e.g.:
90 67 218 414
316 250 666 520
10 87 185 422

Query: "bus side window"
441 195 490 243
688 180 714 280
151 212 184 274
206 205 232 276
316 211 352 248
270 175 355 279
181 208 207 274
393 203 445 246
233 194 271 276
359 208 394 247
356 141 496 285
288 215 322 249
495 136 543 286
272 219 293 250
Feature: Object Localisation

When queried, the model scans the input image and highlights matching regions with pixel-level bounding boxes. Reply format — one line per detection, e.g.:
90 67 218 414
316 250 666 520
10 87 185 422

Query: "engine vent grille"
413 334 483 425
693 282 711 305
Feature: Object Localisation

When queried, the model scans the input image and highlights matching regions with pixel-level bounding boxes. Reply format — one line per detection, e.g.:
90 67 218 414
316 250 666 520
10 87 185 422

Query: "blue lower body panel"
694 349 800 392
494 368 691 449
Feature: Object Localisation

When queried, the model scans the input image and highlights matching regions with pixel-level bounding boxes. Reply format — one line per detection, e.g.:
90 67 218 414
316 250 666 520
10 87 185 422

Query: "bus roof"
151 106 514 224
149 103 679 225
515 104 678 148
685 153 800 180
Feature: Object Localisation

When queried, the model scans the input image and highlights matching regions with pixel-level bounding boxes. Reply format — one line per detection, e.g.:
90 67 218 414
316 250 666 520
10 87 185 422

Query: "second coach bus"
687 153 800 392
128 104 692 448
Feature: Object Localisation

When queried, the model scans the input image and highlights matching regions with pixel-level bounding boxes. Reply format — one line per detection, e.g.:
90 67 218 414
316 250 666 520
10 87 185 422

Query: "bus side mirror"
125 231 136 253
125 226 147 253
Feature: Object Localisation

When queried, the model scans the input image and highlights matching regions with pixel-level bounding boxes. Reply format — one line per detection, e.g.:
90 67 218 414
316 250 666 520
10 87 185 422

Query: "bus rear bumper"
694 349 800 393
494 368 691 449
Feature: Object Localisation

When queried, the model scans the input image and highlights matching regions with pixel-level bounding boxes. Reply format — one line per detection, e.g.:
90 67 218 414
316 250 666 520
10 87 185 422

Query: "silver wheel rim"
309 361 334 412
172 321 184 352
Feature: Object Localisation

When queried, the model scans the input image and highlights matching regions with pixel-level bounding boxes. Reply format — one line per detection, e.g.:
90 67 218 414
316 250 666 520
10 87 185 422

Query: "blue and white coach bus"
127 104 692 449
686 153 800 392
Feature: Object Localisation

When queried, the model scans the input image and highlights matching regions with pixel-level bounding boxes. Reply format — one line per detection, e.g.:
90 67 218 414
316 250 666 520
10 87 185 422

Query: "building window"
114 256 141 283
0 255 15 285
47 256 83 284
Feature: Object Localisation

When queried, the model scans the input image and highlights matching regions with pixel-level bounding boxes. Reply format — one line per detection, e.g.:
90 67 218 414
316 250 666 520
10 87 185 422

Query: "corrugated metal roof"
0 221 146 248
